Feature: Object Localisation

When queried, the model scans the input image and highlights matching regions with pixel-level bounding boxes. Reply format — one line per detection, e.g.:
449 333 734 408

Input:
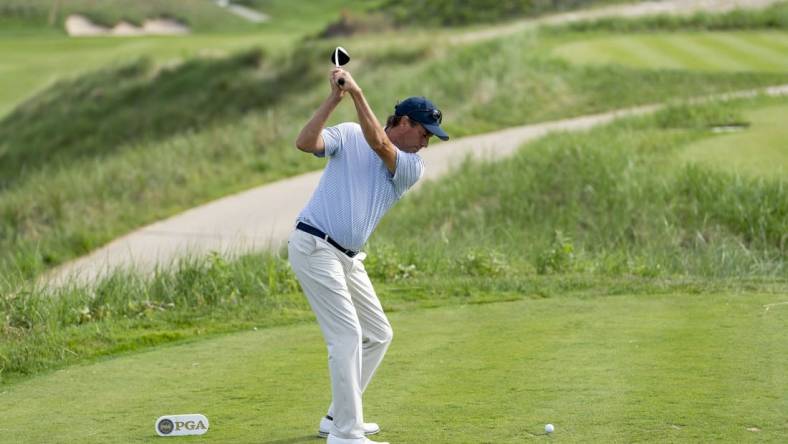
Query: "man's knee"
381 325 393 344
367 324 393 346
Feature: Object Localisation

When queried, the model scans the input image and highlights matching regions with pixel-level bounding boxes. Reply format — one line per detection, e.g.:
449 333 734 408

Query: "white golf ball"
545 423 555 433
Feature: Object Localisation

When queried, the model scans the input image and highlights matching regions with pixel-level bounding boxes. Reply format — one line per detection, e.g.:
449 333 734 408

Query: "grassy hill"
0 41 784 283
549 1 788 33
1 5 787 284
372 98 787 279
1 4 787 439
0 0 374 117
553 31 788 72
1 0 787 395
1 96 785 386
0 0 383 34
0 48 320 187
0 0 256 31
679 104 788 178
0 4 786 441
377 0 636 26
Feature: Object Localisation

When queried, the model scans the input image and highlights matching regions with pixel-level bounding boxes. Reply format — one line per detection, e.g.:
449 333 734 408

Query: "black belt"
296 222 358 258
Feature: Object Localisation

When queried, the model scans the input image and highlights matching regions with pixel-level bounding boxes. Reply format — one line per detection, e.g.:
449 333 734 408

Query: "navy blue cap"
394 96 449 141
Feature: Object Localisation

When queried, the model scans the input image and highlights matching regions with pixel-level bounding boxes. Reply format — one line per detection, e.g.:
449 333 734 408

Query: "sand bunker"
65 14 190 37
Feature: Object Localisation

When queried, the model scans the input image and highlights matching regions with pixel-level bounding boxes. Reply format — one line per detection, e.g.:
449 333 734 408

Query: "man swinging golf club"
288 48 448 444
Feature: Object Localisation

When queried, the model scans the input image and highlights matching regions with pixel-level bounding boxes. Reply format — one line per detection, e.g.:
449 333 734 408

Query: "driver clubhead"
331 47 350 86
331 46 350 67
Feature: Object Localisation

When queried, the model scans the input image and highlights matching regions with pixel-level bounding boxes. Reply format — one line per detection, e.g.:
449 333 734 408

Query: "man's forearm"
296 94 342 151
349 89 387 151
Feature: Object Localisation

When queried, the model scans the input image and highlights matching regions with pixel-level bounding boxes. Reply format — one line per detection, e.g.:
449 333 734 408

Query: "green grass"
679 103 788 177
2 27 787 283
2 292 786 442
372 98 787 279
0 0 259 31
240 0 383 36
0 0 374 118
0 48 321 186
377 0 634 27
2 5 787 441
2 98 786 386
546 1 788 33
0 32 287 118
552 31 788 72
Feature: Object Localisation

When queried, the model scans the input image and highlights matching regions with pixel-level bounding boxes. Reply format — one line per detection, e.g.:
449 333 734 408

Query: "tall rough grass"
1 252 305 381
373 101 786 278
546 2 788 33
0 0 255 31
0 47 317 187
378 0 634 26
4 22 786 283
2 99 785 384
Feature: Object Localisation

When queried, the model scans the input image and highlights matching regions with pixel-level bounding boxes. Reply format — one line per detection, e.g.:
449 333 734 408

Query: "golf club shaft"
336 64 345 87
333 48 347 87
335 56 345 87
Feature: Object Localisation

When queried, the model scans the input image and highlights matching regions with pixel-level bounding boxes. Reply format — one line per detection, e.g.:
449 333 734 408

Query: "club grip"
337 78 345 87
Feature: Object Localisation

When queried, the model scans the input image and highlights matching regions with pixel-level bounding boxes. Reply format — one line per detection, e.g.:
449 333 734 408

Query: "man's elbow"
295 139 315 153
371 138 392 155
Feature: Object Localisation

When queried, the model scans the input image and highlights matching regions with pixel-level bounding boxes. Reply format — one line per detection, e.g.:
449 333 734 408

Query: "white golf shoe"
319 415 381 438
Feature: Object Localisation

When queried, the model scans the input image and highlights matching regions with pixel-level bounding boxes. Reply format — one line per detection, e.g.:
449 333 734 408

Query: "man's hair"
385 115 418 130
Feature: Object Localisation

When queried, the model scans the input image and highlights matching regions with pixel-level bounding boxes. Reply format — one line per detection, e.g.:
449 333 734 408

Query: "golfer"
288 67 448 444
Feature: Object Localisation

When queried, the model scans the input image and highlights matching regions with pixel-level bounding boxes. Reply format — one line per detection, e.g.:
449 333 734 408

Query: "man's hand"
331 68 361 97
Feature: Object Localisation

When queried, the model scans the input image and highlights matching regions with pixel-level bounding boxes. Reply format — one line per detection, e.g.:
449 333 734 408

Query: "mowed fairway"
0 33 285 117
2 292 786 443
552 31 788 72
0 0 369 117
680 103 788 177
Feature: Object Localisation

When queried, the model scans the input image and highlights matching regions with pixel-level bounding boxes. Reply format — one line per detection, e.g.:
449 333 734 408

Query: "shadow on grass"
261 434 323 444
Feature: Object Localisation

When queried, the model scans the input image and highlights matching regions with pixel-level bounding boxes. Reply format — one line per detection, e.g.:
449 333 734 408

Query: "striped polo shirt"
296 122 424 252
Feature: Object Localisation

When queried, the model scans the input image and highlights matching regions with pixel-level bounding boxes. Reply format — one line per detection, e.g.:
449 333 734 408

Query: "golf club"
331 46 350 87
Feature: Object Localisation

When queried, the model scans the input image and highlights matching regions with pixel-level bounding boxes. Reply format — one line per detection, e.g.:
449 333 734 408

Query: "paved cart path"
44 85 788 286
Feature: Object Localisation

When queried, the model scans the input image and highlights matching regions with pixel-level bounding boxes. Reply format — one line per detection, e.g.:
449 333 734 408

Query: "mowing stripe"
614 37 686 70
552 32 788 73
741 32 788 58
656 34 724 71
589 38 655 67
695 33 781 72
710 32 788 71
743 32 788 54
689 33 758 71
663 34 757 71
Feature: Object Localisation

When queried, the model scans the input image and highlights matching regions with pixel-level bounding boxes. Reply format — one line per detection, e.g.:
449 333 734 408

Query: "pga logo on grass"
155 414 209 437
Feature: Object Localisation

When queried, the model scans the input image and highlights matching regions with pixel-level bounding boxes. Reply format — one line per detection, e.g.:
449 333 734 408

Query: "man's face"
392 117 433 153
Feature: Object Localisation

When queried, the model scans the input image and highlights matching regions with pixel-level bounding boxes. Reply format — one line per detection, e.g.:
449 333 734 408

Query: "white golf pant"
288 228 393 440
